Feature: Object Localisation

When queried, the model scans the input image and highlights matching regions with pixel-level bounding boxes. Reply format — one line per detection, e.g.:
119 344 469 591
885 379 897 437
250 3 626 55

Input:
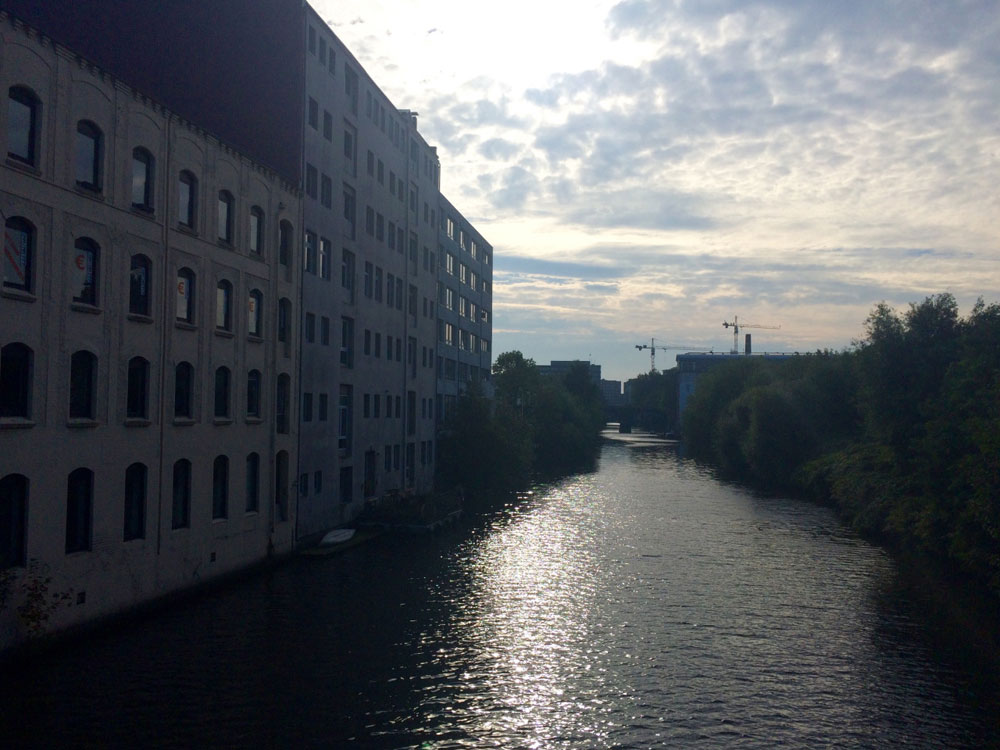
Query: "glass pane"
8 93 34 163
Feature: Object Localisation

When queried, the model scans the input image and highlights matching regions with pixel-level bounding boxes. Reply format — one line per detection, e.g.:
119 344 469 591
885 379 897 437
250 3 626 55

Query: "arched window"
249 206 264 255
129 254 151 316
278 297 291 344
123 462 147 541
131 147 154 210
276 373 290 434
174 361 193 418
247 369 261 418
216 279 233 331
245 453 260 513
0 473 28 569
126 357 150 420
178 170 197 228
3 216 34 293
274 450 289 522
279 220 293 268
176 267 195 322
72 237 100 306
248 289 263 337
0 343 32 418
75 120 103 191
66 467 93 553
212 455 229 520
8 86 40 165
214 366 231 419
69 350 97 420
217 190 233 243
171 459 191 529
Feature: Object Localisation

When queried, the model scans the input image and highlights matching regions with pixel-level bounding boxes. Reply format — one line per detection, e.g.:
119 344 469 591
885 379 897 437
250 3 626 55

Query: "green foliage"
437 354 605 492
626 369 680 432
681 294 1000 596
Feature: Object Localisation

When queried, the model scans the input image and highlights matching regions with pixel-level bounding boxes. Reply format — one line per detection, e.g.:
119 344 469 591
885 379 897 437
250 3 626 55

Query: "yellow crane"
635 338 712 373
722 316 780 354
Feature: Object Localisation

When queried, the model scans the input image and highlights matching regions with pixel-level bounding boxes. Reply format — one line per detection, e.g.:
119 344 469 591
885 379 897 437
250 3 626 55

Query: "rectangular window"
374 267 383 302
338 384 353 456
340 317 354 367
305 312 315 343
321 174 332 208
342 249 355 301
304 230 317 274
321 316 330 345
306 163 317 199
302 392 313 422
246 453 260 513
364 262 373 298
320 237 332 280
343 184 356 239
308 97 318 129
319 393 329 421
323 111 333 140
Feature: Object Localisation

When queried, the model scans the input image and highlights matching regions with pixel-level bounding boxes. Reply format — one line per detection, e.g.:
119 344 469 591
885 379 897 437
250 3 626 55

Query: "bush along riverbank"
681 294 1000 601
436 352 605 496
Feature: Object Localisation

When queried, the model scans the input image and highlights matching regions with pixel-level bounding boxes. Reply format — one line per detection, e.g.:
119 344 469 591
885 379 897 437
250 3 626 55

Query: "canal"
2 430 999 748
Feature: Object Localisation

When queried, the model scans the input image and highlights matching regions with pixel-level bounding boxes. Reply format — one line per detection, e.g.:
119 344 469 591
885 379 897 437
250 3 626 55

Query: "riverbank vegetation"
618 369 680 433
437 352 605 493
681 294 1000 596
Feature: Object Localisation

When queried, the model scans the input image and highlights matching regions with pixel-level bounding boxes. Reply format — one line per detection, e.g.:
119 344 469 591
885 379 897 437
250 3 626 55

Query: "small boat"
320 528 355 546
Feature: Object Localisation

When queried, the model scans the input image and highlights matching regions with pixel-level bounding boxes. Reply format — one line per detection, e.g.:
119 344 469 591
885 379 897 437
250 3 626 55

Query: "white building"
0 15 300 648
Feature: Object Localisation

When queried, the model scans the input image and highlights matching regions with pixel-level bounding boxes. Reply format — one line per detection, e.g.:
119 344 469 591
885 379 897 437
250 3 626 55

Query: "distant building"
677 352 796 417
437 194 494 418
538 360 602 384
600 380 625 407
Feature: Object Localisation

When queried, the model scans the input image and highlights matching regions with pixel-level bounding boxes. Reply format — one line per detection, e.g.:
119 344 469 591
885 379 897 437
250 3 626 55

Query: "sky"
315 0 1000 382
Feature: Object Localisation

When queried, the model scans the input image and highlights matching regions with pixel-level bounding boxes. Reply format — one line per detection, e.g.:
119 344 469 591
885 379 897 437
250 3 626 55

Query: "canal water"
2 430 999 748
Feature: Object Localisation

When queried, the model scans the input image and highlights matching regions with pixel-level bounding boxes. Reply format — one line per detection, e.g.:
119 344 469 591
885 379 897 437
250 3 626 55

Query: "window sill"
0 417 35 429
212 417 233 426
172 417 195 426
5 156 41 175
131 204 156 219
176 223 198 236
125 417 151 427
67 418 99 428
127 313 153 324
214 329 234 339
175 320 197 331
1 287 36 303
246 416 264 425
247 334 263 344
217 240 234 250
70 302 102 314
75 183 104 199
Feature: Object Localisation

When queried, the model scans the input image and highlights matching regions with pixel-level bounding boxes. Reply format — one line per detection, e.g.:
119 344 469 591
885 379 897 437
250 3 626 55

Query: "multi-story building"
0 13 300 645
0 1 495 646
436 195 494 417
296 10 444 538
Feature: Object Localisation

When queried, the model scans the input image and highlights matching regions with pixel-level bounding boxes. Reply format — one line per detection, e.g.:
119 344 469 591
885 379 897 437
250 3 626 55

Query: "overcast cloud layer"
318 0 1000 380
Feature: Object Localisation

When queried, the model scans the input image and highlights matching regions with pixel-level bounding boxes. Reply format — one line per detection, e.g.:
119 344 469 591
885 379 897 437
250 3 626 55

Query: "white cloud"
316 0 1000 379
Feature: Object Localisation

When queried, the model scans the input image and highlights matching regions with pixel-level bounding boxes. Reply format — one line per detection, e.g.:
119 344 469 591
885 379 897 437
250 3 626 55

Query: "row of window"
444 217 491 266
0 342 292 429
441 250 488 293
6 87 294 265
0 455 290 568
439 323 491 354
360 392 436 421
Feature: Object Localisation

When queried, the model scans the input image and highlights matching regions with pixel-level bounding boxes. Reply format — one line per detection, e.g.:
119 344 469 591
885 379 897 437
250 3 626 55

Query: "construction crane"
635 338 712 373
722 316 780 354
